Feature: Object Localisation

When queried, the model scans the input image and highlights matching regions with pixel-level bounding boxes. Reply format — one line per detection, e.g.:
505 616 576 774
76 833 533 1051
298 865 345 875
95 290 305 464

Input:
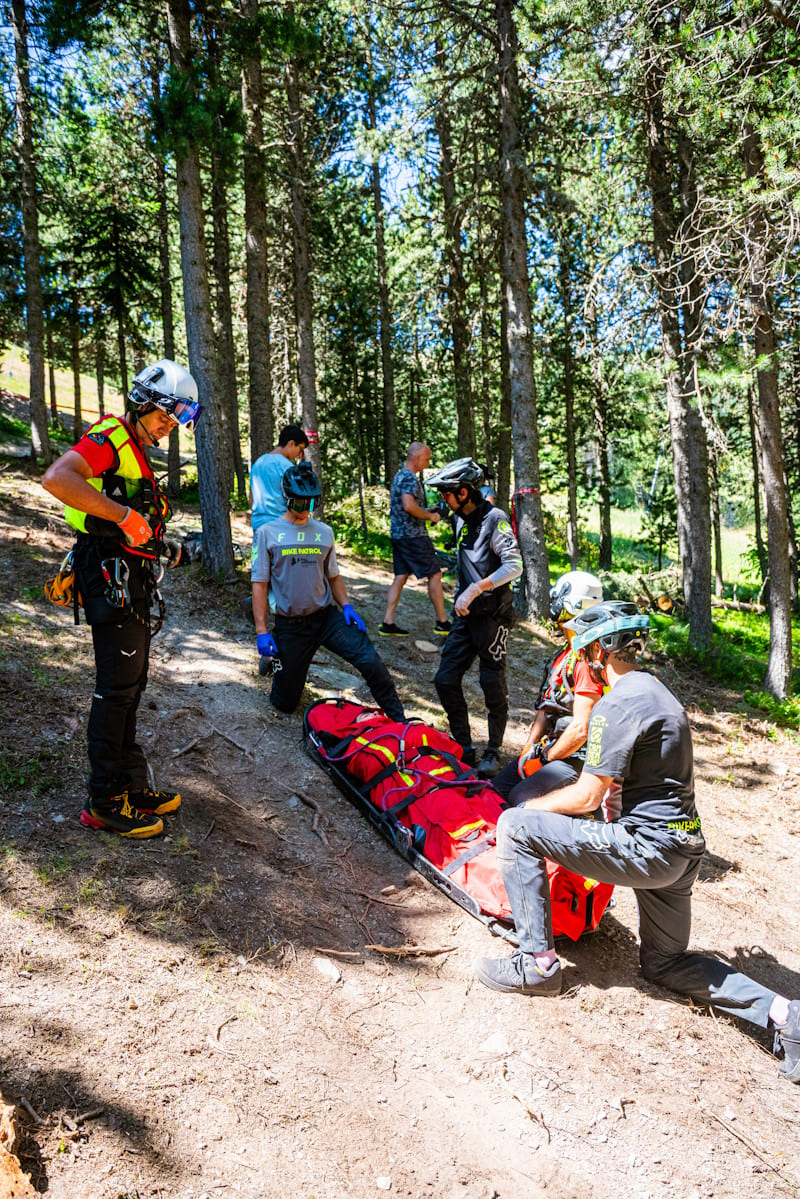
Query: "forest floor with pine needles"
1 422 800 1199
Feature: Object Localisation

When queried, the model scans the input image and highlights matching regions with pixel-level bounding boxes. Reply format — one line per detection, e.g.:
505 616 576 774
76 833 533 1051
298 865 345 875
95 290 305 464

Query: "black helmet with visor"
282 462 322 512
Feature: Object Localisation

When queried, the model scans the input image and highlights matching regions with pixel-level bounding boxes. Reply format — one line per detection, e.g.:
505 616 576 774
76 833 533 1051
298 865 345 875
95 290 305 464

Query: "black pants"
270 605 405 721
434 608 512 751
491 757 581 806
75 539 152 800
87 605 150 799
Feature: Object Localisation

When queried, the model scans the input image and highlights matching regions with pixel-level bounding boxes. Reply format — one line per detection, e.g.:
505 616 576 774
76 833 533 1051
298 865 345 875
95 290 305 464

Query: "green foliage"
0 747 60 796
0 410 70 446
329 518 393 563
640 476 678 571
648 611 800 728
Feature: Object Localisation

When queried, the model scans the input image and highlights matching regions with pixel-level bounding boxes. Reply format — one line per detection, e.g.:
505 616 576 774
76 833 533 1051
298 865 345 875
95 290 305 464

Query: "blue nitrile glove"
257 631 279 657
342 604 366 632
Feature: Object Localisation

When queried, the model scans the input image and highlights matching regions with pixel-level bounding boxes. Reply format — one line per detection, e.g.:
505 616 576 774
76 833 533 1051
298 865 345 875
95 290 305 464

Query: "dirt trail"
1 455 799 1199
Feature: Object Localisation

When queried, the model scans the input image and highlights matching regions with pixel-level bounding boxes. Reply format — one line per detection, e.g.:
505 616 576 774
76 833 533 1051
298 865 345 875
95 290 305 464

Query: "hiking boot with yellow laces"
128 786 182 815
80 793 164 838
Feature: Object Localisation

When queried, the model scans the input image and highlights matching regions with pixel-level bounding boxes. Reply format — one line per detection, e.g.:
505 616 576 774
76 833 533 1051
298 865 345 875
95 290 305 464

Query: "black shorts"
391 536 441 580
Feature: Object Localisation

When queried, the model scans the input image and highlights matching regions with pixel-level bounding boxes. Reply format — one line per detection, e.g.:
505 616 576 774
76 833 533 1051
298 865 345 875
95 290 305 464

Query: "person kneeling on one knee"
251 462 405 723
473 600 800 1087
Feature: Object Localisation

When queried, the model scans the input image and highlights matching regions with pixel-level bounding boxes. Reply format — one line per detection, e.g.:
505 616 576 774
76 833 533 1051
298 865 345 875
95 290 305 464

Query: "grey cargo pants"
498 807 776 1028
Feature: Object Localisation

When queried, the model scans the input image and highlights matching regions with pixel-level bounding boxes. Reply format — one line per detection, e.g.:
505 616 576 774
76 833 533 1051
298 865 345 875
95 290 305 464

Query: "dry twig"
500 1061 551 1143
211 725 254 756
292 792 331 848
19 1097 43 1124
705 1109 796 1187
328 883 407 908
365 943 456 958
76 1107 105 1125
173 731 211 757
312 947 362 960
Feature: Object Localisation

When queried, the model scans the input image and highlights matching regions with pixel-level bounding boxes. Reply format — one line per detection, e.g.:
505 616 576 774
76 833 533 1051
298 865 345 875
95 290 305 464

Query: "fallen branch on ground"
172 730 212 757
211 725 254 756
711 598 765 614
18 1097 42 1124
312 947 362 959
328 883 408 908
365 943 456 957
292 792 331 848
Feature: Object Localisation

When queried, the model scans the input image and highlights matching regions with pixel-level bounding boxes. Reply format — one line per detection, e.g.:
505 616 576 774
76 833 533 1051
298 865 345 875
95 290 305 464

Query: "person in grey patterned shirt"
380 442 450 637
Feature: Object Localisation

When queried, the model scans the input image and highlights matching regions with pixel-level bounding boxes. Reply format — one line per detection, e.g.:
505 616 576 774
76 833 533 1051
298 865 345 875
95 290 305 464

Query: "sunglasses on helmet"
158 394 203 431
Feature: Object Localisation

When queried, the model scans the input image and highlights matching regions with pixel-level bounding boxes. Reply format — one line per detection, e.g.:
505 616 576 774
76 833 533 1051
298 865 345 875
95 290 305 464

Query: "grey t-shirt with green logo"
582 670 704 855
251 515 339 617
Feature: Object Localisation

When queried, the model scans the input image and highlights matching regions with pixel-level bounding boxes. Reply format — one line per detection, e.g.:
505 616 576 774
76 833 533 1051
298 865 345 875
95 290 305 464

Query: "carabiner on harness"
147 559 166 636
100 557 131 609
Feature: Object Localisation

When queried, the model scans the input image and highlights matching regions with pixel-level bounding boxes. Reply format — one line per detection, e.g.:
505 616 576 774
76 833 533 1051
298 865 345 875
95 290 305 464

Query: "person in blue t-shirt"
249 424 309 532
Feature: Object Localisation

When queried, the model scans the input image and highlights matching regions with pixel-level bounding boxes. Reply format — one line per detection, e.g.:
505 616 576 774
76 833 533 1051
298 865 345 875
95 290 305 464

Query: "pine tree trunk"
11 0 51 465
497 281 512 515
96 333 105 419
367 84 399 483
71 290 82 442
479 268 493 477
746 382 768 579
496 0 550 620
209 154 244 498
166 0 235 582
151 54 181 496
435 42 475 458
558 232 579 567
587 298 612 569
241 0 274 467
46 316 58 427
642 27 712 648
285 59 322 492
110 210 129 400
709 449 724 598
744 124 792 698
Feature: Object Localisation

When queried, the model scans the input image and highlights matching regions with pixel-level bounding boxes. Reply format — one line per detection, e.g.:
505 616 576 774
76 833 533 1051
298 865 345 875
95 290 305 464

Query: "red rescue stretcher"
304 699 614 944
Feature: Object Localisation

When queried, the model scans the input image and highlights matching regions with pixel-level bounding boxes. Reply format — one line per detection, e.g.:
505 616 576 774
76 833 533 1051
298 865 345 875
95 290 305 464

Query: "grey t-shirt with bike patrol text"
581 669 704 855
250 515 339 618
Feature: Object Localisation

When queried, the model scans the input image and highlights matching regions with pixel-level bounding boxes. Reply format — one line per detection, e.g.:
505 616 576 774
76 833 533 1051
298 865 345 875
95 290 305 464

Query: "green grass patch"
0 410 72 448
328 518 393 562
0 747 61 795
649 611 800 727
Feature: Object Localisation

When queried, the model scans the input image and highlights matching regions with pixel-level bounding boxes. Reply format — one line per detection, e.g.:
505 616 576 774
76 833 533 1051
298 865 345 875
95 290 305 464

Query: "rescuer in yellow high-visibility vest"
42 360 202 839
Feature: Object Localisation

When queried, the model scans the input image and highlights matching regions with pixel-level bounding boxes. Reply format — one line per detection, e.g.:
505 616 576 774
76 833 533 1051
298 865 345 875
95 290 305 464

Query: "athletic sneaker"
477 748 501 779
473 952 562 996
379 622 409 636
774 1000 800 1083
433 620 452 635
80 793 164 839
128 786 182 815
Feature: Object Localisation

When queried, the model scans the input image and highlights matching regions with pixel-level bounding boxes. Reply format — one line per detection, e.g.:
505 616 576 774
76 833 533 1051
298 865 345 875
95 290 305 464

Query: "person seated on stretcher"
490 572 606 808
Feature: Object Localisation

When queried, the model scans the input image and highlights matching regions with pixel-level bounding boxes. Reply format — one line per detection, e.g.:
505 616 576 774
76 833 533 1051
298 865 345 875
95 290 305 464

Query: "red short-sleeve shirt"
71 425 119 476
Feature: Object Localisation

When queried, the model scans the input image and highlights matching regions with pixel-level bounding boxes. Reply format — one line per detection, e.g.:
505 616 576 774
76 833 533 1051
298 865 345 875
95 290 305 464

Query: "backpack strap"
442 835 496 877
